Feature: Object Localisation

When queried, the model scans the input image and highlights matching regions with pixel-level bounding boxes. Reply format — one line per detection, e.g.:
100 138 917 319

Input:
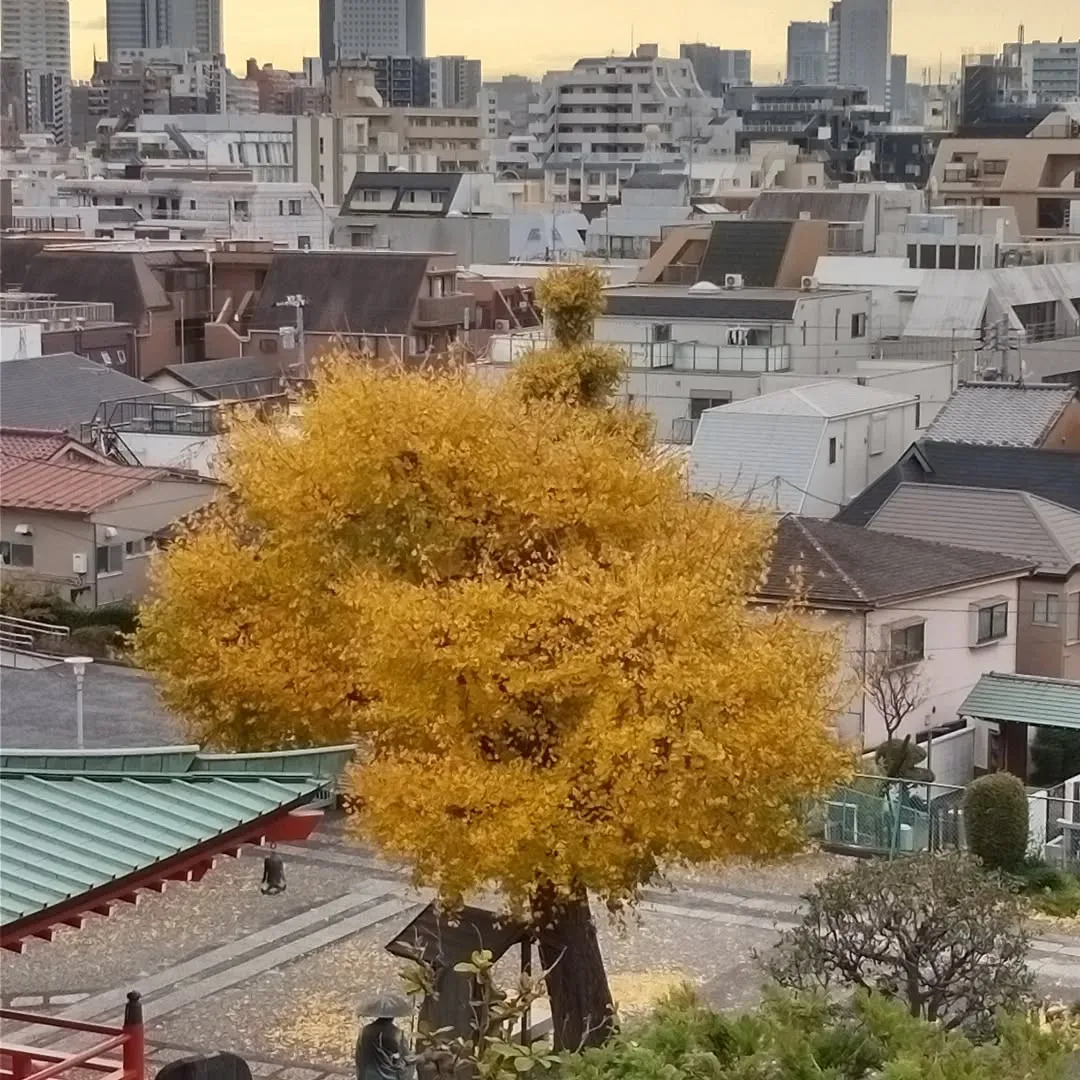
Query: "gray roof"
340 172 462 215
249 251 431 336
690 411 823 511
867 483 1080 576
747 190 871 223
760 515 1034 609
163 355 283 397
0 353 163 433
603 289 798 321
623 172 686 190
960 673 1080 729
924 382 1077 447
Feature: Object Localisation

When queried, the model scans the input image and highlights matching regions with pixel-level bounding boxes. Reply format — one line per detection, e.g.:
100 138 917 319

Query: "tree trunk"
533 882 615 1051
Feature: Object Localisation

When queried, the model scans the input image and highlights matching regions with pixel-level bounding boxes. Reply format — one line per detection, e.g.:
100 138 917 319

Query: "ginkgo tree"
137 276 848 1050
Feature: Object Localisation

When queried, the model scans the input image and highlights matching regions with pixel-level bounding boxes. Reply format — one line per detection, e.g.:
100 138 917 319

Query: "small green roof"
0 772 324 931
959 673 1080 729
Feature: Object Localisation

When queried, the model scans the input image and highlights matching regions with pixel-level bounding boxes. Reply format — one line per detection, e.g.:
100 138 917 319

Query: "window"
906 243 918 269
651 323 671 343
278 199 285 216
833 309 840 341
919 243 938 269
189 199 196 210
828 436 837 464
233 200 249 221
957 245 976 270
1068 591 1080 644
1033 592 1060 626
976 601 1008 644
981 159 1007 175
890 622 925 666
298 235 311 249
96 544 124 575
868 412 886 456
938 244 956 269
361 190 381 203
689 394 732 420
125 537 155 558
807 174 818 186
851 312 867 338
0 540 33 567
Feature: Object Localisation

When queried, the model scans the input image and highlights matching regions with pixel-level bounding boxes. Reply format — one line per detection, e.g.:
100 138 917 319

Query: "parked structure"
690 381 919 514
758 514 1030 749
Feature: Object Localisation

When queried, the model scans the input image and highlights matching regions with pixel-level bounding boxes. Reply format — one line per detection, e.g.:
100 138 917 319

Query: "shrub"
766 852 1034 1037
965 771 1029 872
67 624 123 658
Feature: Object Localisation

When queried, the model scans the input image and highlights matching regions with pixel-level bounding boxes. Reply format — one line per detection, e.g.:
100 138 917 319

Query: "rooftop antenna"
630 24 634 56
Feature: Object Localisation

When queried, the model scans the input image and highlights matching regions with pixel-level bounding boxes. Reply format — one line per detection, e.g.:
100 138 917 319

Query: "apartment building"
1001 40 1080 105
1 0 71 143
928 136 1080 235
679 43 751 94
786 22 828 85
828 0 892 108
530 46 716 163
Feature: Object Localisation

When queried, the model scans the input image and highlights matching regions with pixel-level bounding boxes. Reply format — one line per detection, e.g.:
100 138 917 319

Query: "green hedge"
965 772 1029 873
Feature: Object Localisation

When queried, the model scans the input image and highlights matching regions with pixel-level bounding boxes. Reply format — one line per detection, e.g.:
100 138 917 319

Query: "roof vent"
689 280 722 293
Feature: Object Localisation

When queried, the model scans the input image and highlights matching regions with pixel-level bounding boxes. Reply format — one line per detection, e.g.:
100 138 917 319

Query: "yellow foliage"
509 343 625 409
137 355 848 910
534 265 606 348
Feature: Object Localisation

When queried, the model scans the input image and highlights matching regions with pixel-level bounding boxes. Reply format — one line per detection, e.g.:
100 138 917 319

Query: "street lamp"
64 656 94 749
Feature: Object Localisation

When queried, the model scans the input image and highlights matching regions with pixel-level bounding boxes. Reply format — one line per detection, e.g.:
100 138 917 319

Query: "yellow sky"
68 0 1077 82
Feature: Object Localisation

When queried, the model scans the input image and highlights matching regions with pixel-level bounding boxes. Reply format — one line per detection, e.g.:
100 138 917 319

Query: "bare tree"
862 649 930 779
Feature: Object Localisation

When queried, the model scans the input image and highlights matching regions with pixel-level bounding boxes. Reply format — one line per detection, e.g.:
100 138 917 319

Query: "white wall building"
690 381 918 515
27 177 330 248
1001 40 1080 105
1 0 71 143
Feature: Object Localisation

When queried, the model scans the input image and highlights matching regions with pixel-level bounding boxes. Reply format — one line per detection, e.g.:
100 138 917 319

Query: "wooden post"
122 991 144 1080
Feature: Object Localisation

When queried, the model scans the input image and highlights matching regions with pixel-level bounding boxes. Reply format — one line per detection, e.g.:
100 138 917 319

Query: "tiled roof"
721 381 915 418
835 441 1080 526
0 771 324 933
0 457 164 513
960 673 1080 729
924 382 1076 447
867 484 1080 575
0 428 71 464
759 515 1033 608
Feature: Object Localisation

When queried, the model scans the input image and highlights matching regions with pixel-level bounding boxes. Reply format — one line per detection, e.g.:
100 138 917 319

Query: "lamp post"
64 656 94 749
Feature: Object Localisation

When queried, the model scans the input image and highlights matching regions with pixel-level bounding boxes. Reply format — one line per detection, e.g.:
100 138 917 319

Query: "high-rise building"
787 21 828 84
1001 39 1080 104
106 0 222 59
828 0 891 107
889 53 907 117
1 0 71 142
679 43 750 94
318 0 425 70
428 55 480 108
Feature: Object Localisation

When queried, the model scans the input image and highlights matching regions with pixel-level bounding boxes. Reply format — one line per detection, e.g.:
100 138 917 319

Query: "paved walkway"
5 825 1080 1072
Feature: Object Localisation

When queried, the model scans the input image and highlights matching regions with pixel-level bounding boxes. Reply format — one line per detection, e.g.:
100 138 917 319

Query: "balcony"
0 294 115 328
415 294 470 327
615 340 791 373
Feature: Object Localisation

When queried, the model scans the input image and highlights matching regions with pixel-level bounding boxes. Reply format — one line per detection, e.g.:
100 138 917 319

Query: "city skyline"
60 0 1079 81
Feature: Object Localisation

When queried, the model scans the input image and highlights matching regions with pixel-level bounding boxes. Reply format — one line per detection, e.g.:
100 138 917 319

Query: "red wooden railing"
0 992 143 1080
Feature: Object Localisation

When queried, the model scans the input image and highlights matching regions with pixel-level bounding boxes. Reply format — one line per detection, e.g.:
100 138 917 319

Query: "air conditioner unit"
72 552 88 575
800 275 817 290
724 273 744 288
494 319 510 332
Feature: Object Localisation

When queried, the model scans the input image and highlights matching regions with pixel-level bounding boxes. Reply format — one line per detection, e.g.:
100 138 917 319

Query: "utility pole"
275 294 308 378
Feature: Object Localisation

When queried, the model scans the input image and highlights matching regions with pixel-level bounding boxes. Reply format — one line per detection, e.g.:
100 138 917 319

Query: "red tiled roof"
0 457 166 514
0 427 72 465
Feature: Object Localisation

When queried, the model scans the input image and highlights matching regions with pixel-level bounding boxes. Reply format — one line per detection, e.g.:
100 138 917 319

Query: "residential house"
332 171 509 263
759 515 1032 758
836 441 1080 526
864 483 1080 679
690 382 919 514
635 218 829 288
205 250 471 366
928 135 1080 235
924 382 1080 449
589 282 872 442
583 173 694 261
0 434 216 607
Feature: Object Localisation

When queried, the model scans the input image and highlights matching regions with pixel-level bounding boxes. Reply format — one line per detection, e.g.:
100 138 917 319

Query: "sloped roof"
249 251 430 336
0 428 73 464
20 250 171 326
162 355 284 397
0 354 164 433
867 484 1080 576
0 457 166 513
691 412 823 511
759 515 1033 609
924 382 1076 447
959 673 1080 729
721 381 915 418
0 770 325 948
835 441 1080 526
696 220 795 288
747 190 871 223
603 287 798 321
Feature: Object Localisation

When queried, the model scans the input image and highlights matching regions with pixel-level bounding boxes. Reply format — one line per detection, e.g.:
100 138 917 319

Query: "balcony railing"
415 294 471 327
614 340 791 373
0 294 115 327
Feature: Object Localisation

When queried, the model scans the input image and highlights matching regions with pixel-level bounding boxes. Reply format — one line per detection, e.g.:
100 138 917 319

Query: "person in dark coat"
356 1017 411 1080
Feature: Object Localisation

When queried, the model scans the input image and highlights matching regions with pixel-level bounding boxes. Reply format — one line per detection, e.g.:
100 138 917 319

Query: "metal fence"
812 772 1080 872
